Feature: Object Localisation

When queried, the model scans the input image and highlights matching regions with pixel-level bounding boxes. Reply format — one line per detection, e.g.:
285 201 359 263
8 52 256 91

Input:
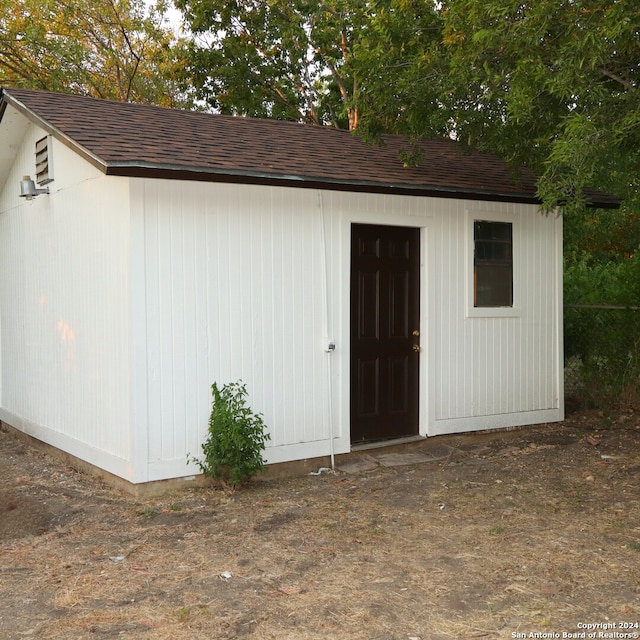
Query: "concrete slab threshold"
337 444 456 474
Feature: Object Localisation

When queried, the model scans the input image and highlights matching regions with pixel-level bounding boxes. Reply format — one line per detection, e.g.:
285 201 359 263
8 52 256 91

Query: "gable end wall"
0 122 135 480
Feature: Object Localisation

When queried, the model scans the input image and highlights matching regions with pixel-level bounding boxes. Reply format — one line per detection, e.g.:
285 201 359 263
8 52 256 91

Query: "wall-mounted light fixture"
19 175 49 200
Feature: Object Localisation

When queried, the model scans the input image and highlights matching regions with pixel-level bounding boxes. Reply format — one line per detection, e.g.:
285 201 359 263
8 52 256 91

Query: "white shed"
0 88 617 488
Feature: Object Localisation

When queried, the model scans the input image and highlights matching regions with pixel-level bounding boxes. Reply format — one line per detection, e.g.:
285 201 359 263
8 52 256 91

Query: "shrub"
564 306 640 409
564 248 640 409
191 381 270 489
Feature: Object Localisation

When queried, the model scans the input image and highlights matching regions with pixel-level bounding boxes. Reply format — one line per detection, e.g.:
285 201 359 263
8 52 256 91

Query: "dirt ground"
1 411 640 640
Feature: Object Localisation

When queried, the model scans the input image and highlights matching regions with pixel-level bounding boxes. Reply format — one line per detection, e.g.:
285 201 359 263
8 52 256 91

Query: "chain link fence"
564 304 640 409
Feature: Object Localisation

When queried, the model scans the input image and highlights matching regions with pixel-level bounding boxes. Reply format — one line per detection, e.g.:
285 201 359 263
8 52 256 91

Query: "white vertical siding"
135 182 562 479
135 180 334 478
0 124 133 477
430 200 562 434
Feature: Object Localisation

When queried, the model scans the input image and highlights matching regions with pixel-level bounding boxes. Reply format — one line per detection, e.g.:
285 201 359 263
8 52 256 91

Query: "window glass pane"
474 221 513 307
474 221 511 242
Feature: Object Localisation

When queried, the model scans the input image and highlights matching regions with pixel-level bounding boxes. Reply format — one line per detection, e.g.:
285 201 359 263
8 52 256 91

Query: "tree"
0 0 190 107
349 0 639 211
175 0 378 129
439 0 639 212
349 0 448 139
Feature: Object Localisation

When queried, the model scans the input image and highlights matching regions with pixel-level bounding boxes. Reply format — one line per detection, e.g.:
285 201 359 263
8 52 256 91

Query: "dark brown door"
350 224 420 443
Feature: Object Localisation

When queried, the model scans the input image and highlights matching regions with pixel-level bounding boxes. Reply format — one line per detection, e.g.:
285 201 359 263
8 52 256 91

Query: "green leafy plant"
175 606 191 621
191 381 270 489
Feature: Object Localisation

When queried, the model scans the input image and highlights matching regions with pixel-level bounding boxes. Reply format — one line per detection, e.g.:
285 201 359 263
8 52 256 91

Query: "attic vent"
35 135 53 185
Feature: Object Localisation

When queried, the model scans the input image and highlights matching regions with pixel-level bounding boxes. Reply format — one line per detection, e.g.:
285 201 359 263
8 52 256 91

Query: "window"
474 220 513 307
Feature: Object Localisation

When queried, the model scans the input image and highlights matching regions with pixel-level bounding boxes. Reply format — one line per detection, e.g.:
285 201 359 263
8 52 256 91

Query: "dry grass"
1 411 640 639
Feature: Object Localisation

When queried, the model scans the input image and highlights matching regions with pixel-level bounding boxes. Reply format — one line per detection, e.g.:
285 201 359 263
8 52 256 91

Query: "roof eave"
106 161 621 208
104 161 550 206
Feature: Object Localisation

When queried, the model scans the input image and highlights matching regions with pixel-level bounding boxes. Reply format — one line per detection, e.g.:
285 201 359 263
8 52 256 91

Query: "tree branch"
599 67 636 92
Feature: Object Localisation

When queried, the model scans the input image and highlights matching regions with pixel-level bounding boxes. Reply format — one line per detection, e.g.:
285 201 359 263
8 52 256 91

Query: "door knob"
412 344 421 352
412 329 420 337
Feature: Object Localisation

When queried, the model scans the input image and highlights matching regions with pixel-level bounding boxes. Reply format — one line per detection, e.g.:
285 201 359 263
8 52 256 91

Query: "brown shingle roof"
0 88 619 207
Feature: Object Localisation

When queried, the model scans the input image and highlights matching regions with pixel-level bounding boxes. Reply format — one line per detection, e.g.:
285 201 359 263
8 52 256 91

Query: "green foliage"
564 254 640 307
437 0 640 212
351 1 448 140
564 207 640 267
351 0 640 212
0 0 191 107
192 381 270 488
564 305 640 409
175 0 369 129
564 243 640 409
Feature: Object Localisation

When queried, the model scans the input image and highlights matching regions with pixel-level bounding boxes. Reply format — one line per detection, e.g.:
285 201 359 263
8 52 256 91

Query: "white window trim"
465 209 521 318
